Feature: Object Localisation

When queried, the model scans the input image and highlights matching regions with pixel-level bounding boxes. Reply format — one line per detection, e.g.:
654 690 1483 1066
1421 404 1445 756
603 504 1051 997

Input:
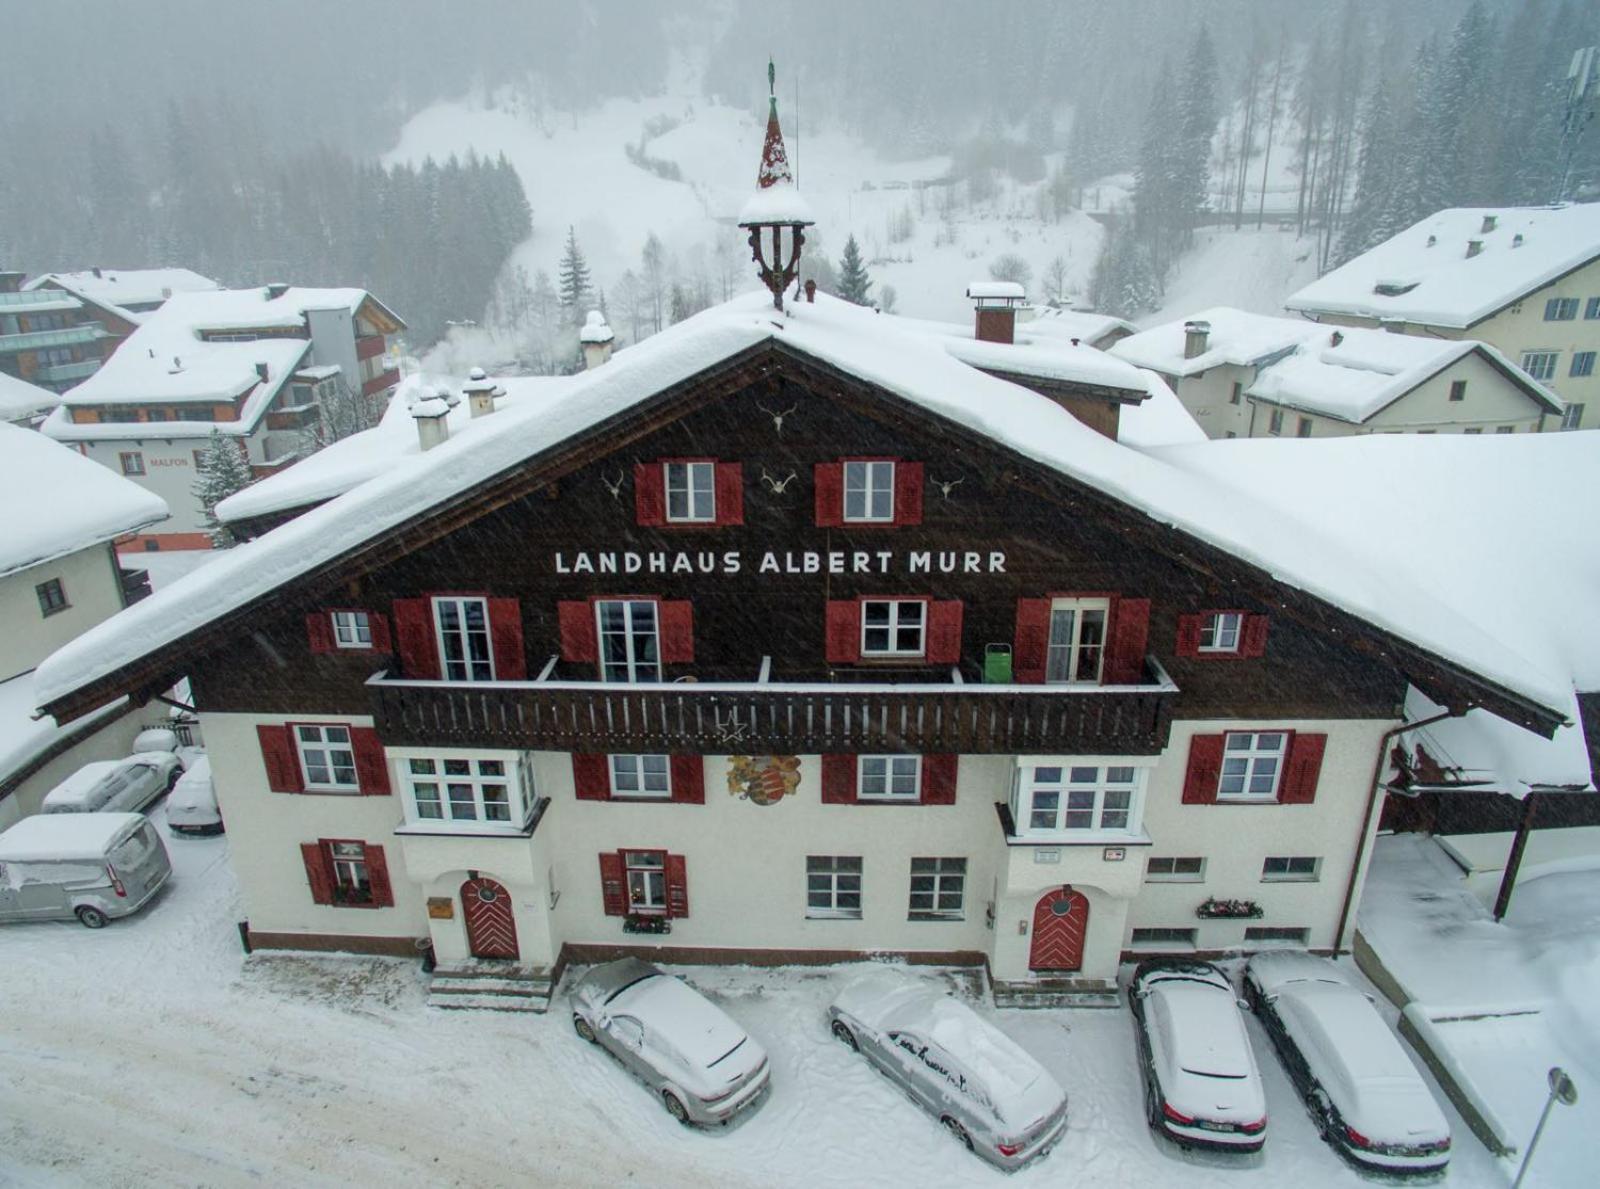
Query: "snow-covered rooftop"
0 669 129 790
1284 204 1600 329
965 280 1025 301
32 291 1579 721
1112 305 1312 377
24 268 221 324
0 371 60 424
1019 306 1137 346
0 422 168 579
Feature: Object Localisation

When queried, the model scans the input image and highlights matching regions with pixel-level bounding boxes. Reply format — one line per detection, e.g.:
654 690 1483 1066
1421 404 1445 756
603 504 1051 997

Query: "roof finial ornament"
739 58 814 310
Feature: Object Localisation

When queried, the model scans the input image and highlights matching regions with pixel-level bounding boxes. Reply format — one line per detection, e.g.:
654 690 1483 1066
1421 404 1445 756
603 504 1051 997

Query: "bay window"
399 751 534 830
1009 758 1149 840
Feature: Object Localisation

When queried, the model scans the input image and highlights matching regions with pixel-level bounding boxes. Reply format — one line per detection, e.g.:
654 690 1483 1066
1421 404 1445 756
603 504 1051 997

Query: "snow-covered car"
132 727 181 757
569 959 771 1126
1244 952 1450 1173
827 971 1069 1170
41 753 182 816
165 756 223 836
1129 959 1268 1151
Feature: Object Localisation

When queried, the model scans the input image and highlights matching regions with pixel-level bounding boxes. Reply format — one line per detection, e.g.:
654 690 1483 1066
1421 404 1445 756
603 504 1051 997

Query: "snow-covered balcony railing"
365 659 1178 756
360 367 400 397
0 322 106 353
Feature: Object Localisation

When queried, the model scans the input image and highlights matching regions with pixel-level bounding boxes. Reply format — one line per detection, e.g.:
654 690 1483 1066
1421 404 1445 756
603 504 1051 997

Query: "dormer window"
844 460 895 522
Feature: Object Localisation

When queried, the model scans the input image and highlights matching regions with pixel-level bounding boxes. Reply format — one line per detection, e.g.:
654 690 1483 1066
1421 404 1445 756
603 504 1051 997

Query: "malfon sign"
553 548 1008 577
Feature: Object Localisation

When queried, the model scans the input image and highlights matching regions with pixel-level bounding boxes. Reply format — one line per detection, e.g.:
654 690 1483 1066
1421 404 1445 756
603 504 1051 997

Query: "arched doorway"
1029 886 1089 972
461 875 519 960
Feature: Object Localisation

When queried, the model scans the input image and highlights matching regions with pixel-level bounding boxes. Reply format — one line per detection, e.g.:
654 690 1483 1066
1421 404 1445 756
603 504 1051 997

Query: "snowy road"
1 811 1522 1188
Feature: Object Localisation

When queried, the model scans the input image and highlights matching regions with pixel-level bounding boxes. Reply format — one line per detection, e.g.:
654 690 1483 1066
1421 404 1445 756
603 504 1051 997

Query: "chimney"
1513 233 1524 248
1466 240 1484 258
410 389 452 451
804 279 817 303
92 266 102 279
462 366 500 419
1426 235 1437 248
580 310 615 370
1330 330 1344 347
1182 319 1212 360
161 286 172 299
255 361 269 383
1481 214 1498 234
265 282 289 300
967 281 1024 344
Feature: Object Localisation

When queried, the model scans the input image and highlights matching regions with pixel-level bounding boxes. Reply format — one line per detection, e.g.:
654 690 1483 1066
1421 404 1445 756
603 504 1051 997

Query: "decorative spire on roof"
739 59 815 310
758 57 794 190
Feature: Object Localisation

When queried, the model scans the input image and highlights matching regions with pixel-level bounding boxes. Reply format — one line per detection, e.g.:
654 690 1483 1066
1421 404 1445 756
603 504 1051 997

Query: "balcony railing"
356 334 387 361
361 367 400 397
367 660 1178 755
33 358 101 384
0 289 82 311
0 322 106 354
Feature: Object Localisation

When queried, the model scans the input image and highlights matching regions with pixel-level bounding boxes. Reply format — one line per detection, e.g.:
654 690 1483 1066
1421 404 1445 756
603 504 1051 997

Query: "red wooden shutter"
487 597 526 679
305 613 335 654
1242 614 1270 658
365 844 394 908
820 754 857 803
825 600 860 664
814 462 844 527
1107 597 1150 684
350 727 391 795
1281 732 1327 803
301 842 334 905
392 598 440 679
926 600 964 665
368 612 393 653
1013 598 1051 683
558 600 598 663
258 725 304 793
893 461 924 526
634 462 666 526
714 462 744 525
1182 734 1226 804
599 852 627 916
921 754 958 805
666 854 689 918
1175 614 1204 658
659 600 694 663
669 754 705 804
572 753 611 800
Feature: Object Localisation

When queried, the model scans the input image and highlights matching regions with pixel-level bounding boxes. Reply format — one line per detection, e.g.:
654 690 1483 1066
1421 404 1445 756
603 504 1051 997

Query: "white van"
0 813 172 927
42 754 181 815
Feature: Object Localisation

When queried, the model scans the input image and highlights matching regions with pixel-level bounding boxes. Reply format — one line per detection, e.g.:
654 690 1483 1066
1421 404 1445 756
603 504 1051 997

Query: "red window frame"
557 594 694 672
815 457 924 527
300 837 394 908
1175 610 1269 660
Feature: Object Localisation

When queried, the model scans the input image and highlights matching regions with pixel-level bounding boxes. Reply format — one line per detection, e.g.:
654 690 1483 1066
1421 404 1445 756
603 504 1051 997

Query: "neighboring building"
1285 205 1600 431
0 423 168 829
24 268 222 353
1113 307 1562 439
0 269 114 396
41 285 406 549
0 371 61 428
1019 306 1137 351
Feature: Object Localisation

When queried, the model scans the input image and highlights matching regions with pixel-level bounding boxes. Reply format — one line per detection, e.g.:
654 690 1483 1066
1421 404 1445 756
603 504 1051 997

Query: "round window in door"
1029 887 1089 972
460 875 519 960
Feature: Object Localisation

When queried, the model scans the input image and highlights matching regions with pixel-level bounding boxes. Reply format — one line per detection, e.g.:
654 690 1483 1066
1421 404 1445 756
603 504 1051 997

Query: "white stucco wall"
0 543 125 680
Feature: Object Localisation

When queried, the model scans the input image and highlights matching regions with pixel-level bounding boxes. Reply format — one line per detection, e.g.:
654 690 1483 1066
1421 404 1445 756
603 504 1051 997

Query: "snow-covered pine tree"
558 225 592 324
192 430 254 549
1175 27 1220 252
836 234 872 305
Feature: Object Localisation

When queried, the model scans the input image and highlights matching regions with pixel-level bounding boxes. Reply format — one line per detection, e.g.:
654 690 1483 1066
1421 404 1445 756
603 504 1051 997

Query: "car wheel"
1144 1073 1162 1128
831 1020 859 1051
75 905 108 929
573 1015 597 1044
166 768 181 792
941 1116 974 1152
663 1091 691 1125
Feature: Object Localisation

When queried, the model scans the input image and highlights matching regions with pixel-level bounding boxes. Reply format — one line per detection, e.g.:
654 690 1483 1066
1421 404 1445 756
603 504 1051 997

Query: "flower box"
623 914 672 936
1196 897 1264 920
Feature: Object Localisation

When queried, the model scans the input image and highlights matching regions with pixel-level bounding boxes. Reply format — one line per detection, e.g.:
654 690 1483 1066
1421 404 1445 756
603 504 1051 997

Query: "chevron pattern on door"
1029 887 1089 972
461 876 519 960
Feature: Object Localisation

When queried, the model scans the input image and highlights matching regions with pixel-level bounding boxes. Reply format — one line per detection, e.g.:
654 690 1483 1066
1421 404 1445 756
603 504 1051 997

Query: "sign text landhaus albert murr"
553 548 1009 577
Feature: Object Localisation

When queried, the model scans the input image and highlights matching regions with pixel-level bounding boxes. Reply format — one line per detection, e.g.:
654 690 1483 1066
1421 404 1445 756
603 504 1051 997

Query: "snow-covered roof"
32 291 1579 721
24 268 221 324
0 669 129 790
0 371 60 424
0 422 168 578
155 286 376 332
736 179 816 225
1285 205 1600 329
1020 306 1137 347
966 281 1025 301
1113 305 1325 377
0 809 144 862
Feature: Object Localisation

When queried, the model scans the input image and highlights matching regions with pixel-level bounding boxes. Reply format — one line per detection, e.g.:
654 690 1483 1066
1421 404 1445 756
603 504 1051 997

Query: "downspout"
1332 707 1455 955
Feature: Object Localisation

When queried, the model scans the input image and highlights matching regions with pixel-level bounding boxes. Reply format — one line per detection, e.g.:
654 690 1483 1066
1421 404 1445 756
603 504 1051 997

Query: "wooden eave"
971 366 1148 406
38 338 1569 737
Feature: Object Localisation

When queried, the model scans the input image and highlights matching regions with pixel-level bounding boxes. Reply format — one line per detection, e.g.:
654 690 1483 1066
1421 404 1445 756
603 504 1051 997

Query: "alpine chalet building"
34 99 1572 1008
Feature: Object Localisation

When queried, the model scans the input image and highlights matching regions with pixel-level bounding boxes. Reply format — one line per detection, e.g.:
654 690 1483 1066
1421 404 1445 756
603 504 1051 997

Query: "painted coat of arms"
727 755 802 806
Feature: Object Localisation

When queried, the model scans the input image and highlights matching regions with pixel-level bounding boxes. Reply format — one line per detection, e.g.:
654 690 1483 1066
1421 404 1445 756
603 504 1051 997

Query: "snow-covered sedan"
569 959 770 1126
1244 953 1451 1173
828 971 1069 1170
1129 959 1267 1151
41 752 182 815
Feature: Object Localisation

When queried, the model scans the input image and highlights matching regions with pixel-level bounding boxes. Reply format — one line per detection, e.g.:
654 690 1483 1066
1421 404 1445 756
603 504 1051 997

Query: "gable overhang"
36 338 1570 738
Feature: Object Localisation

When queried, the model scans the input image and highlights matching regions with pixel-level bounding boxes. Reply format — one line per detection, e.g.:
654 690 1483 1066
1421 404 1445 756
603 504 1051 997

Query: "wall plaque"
1032 849 1061 865
426 897 455 920
1103 847 1127 862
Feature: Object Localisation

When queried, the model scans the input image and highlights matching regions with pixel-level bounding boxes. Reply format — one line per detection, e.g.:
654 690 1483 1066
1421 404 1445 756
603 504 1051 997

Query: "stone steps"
426 962 556 1013
991 978 1122 1010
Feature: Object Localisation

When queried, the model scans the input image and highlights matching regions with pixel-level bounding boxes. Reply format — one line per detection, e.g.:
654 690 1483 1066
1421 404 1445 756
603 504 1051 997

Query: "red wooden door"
1029 887 1089 972
461 876 519 960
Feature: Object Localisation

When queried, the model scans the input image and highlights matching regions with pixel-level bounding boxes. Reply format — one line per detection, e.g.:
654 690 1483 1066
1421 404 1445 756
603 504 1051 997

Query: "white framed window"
625 850 668 913
609 754 671 799
1521 350 1559 381
1261 855 1321 882
1562 403 1586 430
1130 927 1197 948
806 855 862 919
861 599 925 657
328 841 373 904
1014 763 1141 835
597 599 661 682
1199 611 1243 653
908 857 965 920
843 460 895 522
295 724 358 792
1268 408 1284 435
332 610 372 649
858 755 920 801
433 596 493 681
119 451 145 476
1045 598 1110 683
1218 731 1288 801
664 461 715 522
1544 297 1579 321
1145 856 1206 882
404 756 519 824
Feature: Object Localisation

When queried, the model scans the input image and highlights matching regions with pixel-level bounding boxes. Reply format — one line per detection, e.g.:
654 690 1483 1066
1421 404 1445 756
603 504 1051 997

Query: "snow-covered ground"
1142 227 1321 328
1 801 1512 1188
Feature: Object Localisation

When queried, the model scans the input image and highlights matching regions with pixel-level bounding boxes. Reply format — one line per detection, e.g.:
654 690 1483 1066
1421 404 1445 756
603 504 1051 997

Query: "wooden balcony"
361 367 400 397
367 661 1178 755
